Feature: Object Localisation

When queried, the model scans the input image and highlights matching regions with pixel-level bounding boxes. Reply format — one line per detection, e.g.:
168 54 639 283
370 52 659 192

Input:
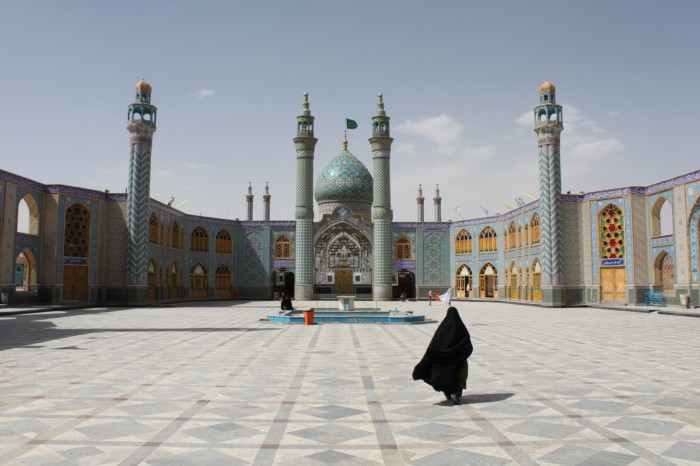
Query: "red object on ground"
233 290 240 299
436 293 441 301
304 309 315 325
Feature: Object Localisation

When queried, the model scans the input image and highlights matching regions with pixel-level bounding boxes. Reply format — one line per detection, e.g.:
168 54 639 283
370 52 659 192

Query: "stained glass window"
216 229 233 254
64 203 90 257
191 226 209 252
455 229 472 254
599 204 625 260
275 235 292 258
479 227 497 253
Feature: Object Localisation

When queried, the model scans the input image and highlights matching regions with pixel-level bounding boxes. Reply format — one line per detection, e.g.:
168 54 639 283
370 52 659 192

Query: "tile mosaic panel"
673 185 689 284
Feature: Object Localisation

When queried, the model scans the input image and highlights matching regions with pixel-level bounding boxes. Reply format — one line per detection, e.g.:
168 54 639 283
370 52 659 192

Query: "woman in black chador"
412 307 473 404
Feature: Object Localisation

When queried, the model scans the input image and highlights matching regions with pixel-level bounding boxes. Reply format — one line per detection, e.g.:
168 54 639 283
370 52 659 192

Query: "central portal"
335 269 353 294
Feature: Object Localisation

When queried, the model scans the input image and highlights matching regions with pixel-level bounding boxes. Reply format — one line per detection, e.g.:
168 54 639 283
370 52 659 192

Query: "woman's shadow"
436 392 514 406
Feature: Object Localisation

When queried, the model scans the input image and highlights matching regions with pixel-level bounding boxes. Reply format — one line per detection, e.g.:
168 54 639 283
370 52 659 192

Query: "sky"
1 1 699 222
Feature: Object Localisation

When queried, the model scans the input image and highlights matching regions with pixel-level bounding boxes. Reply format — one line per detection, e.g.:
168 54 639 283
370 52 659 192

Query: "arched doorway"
169 263 180 299
314 221 372 296
397 270 415 299
215 264 233 298
654 251 675 294
147 259 158 301
456 264 471 298
532 259 542 302
508 262 518 299
62 202 90 301
190 263 209 298
479 263 498 298
15 249 37 292
599 203 626 302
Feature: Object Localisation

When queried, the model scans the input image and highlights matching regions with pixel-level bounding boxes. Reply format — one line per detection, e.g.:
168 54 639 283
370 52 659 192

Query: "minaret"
433 184 442 222
417 184 425 223
534 80 564 304
263 182 271 221
370 94 394 301
294 93 317 299
246 182 254 221
126 79 157 299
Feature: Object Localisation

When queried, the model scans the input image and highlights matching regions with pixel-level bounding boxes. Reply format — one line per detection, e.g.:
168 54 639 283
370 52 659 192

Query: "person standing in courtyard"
428 290 433 306
412 306 473 404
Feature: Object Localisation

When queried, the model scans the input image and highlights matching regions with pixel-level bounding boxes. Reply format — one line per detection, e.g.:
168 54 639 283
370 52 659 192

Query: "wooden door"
63 265 88 301
456 276 466 298
601 267 626 302
335 270 353 294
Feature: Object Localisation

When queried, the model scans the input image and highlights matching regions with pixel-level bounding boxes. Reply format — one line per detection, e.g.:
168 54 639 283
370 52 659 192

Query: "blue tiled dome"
315 150 373 206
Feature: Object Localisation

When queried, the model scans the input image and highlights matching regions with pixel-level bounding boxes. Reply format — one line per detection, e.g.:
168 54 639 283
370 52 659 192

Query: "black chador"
412 307 473 399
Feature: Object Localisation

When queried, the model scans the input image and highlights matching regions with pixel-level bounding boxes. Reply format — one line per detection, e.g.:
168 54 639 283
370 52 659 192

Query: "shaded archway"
654 251 675 294
169 262 181 299
190 263 209 298
479 263 498 298
147 259 158 301
456 264 472 298
397 270 415 299
17 194 40 235
215 264 233 298
532 259 542 302
15 249 37 292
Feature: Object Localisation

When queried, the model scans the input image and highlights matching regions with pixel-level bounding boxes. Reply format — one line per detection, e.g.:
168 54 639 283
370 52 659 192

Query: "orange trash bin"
304 309 315 325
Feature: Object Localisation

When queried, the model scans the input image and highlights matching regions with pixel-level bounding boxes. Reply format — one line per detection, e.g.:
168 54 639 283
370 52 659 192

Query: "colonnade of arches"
147 260 235 300
455 260 542 301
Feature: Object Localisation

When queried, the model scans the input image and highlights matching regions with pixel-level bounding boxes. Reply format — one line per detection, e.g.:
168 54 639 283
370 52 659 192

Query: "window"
396 236 412 259
275 235 292 258
215 263 233 298
530 214 540 245
171 222 181 249
599 204 624 260
651 197 673 237
17 194 40 235
216 229 233 254
479 227 497 253
190 263 208 298
149 213 158 243
64 203 90 257
654 252 675 293
191 226 209 252
455 229 472 254
508 222 517 250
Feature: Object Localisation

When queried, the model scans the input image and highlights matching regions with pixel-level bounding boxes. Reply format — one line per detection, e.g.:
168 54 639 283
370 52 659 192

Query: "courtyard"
0 301 699 465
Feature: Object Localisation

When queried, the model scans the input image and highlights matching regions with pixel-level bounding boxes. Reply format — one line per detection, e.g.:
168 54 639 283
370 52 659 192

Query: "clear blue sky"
1 1 698 221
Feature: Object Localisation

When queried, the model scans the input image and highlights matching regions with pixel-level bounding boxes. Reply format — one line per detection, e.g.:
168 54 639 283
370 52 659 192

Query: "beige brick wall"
674 185 689 285
1 182 18 284
630 194 649 285
39 193 60 284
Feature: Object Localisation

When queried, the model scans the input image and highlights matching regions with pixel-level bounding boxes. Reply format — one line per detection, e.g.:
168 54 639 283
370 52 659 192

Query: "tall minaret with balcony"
246 182 254 221
370 94 394 300
294 93 317 299
263 182 271 221
433 184 442 222
534 80 564 305
126 79 157 300
417 184 425 222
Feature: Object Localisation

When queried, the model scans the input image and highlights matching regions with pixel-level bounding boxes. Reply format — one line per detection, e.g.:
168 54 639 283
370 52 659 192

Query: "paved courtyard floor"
1 301 699 465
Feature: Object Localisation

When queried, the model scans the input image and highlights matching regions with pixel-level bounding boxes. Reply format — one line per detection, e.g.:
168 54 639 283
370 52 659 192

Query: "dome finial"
376 93 386 116
342 136 348 151
301 92 311 116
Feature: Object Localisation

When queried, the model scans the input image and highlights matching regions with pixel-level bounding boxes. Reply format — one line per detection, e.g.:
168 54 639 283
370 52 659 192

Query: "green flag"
346 118 358 129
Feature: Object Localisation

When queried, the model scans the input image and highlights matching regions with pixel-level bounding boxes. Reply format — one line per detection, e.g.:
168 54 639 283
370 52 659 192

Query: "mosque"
1 80 699 308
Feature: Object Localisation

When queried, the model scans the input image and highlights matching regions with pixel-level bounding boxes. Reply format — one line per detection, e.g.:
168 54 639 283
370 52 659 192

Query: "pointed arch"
191 226 209 252
654 251 675 293
190 262 209 298
507 261 518 299
479 227 497 253
479 262 498 298
149 213 159 243
147 258 158 301
517 225 522 249
216 229 233 254
507 222 517 251
215 263 233 297
455 229 472 254
530 214 540 245
15 249 37 292
532 258 542 302
171 221 181 249
17 193 40 235
455 263 472 298
651 197 673 237
275 235 292 258
395 236 413 260
599 203 625 260
169 262 181 299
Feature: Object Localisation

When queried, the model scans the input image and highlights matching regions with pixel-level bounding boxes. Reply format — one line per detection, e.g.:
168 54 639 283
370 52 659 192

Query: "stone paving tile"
1 301 700 464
